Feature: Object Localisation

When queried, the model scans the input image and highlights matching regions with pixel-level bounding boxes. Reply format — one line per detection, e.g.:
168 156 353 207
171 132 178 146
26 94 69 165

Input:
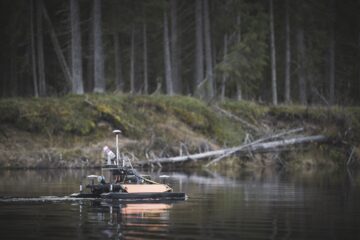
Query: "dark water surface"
0 168 360 240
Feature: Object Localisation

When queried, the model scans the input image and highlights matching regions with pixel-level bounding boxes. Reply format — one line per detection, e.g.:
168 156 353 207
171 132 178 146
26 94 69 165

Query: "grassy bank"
0 94 359 169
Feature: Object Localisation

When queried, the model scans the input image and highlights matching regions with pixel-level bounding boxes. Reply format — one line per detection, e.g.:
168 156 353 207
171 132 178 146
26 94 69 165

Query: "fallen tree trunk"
206 134 327 167
137 147 234 165
137 128 327 167
137 128 303 166
205 127 303 166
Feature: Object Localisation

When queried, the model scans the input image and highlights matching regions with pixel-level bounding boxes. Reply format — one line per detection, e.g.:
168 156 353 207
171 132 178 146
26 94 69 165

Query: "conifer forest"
0 0 359 106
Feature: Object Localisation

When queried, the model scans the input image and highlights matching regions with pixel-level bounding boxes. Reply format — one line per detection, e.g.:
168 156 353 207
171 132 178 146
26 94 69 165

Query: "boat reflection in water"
86 201 173 239
121 203 171 217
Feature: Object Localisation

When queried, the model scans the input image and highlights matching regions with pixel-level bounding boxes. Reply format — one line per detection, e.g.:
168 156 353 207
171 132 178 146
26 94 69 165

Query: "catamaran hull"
70 192 186 201
101 192 186 200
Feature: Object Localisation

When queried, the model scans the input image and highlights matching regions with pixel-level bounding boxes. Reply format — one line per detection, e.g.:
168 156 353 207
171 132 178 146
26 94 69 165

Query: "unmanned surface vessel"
70 130 186 201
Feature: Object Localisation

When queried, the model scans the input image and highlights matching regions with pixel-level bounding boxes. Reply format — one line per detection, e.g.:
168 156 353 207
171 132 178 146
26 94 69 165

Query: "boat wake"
0 196 95 203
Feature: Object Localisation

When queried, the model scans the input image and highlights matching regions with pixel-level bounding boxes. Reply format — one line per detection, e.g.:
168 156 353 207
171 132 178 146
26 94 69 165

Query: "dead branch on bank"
213 105 262 134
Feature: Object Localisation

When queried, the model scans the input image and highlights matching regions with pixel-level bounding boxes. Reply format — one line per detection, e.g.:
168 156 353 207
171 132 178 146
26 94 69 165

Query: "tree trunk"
36 0 46 96
328 39 335 105
203 0 214 99
114 33 123 91
137 128 327 167
297 25 307 105
93 0 105 93
235 83 242 100
269 0 278 105
70 0 84 94
10 42 17 97
220 34 228 102
30 0 39 97
307 59 315 105
358 31 360 103
130 25 135 94
164 7 173 95
329 0 336 105
236 15 242 101
85 6 94 92
195 0 204 91
171 0 180 94
206 135 326 167
42 3 72 90
143 21 148 94
284 0 291 103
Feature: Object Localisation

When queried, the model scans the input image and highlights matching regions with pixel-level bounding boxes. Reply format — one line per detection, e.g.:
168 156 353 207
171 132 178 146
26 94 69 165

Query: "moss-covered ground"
0 94 359 169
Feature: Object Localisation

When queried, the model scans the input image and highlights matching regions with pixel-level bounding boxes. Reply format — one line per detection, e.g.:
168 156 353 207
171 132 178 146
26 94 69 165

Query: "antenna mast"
112 130 122 166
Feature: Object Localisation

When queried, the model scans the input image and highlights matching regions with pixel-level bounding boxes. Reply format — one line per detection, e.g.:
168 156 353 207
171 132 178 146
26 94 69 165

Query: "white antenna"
112 130 122 166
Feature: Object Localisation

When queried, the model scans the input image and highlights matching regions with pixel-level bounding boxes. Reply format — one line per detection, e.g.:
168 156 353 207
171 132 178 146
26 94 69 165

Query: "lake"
0 168 360 240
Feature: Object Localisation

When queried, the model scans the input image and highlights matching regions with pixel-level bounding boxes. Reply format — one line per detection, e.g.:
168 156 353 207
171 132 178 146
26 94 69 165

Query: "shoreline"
0 94 359 169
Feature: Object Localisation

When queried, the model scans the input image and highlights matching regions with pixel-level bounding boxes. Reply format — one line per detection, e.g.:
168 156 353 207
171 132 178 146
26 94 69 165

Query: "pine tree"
70 0 84 94
93 0 105 93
